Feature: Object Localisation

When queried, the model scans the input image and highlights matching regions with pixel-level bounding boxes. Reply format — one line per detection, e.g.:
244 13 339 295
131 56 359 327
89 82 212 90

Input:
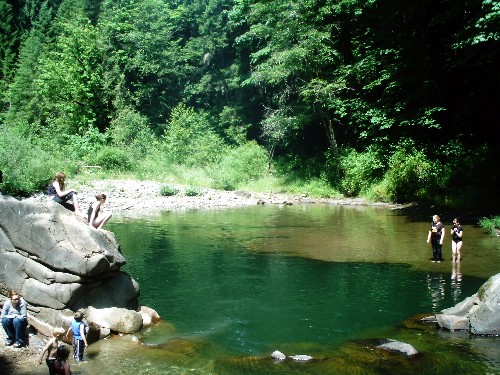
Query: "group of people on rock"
1 171 102 373
1 289 89 374
48 171 112 229
427 215 464 263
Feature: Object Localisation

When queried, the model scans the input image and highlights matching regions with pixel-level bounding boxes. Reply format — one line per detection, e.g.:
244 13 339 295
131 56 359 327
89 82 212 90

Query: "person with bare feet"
48 172 84 217
451 217 463 262
87 193 112 229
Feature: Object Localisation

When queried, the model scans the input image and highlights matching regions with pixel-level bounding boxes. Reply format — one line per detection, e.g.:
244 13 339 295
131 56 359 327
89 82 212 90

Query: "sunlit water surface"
19 205 500 374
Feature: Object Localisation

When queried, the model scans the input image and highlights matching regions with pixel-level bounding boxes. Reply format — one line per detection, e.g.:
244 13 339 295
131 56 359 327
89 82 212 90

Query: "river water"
20 204 500 374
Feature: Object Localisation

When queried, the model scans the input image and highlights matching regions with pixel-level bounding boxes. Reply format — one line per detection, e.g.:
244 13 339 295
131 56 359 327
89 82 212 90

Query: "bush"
160 184 179 196
162 104 227 166
478 216 500 236
185 186 203 196
383 148 432 203
62 126 108 164
93 146 132 171
0 127 55 196
107 106 155 159
339 148 385 196
210 142 268 190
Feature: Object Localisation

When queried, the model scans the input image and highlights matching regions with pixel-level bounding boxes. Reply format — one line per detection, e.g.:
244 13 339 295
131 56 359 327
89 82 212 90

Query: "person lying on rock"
48 172 85 217
88 193 112 229
1 290 28 348
39 327 65 375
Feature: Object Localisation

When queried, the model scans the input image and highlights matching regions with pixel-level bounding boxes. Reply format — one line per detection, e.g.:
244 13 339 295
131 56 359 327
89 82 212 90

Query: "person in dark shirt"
88 193 112 229
47 172 84 216
427 214 445 262
450 217 464 262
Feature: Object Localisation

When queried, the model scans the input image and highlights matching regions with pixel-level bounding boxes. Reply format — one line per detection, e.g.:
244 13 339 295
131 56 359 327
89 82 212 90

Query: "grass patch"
160 184 179 196
185 186 203 196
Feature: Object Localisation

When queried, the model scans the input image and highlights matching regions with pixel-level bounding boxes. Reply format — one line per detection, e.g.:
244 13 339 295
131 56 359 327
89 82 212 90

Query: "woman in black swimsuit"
450 217 463 262
88 193 112 229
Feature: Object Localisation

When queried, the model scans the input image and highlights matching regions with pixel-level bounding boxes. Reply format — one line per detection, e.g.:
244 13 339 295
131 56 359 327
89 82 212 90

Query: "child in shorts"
38 327 65 374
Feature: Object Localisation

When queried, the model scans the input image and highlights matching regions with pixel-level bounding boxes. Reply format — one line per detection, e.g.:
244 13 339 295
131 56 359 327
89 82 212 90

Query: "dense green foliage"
0 0 498 210
478 216 500 236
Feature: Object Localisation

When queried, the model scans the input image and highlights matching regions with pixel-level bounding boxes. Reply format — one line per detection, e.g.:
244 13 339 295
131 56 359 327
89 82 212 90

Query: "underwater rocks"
375 339 419 356
271 350 314 361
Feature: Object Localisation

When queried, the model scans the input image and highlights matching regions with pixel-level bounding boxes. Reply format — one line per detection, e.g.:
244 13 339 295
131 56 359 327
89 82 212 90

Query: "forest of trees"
0 0 499 209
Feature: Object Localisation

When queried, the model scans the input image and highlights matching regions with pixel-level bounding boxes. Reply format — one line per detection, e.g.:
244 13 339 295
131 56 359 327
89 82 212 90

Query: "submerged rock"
271 350 286 360
376 339 419 356
289 354 314 361
270 350 314 361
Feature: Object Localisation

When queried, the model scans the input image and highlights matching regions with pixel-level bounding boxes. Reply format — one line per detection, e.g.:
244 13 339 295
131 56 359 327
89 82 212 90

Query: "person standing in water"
427 214 445 262
451 217 463 262
38 327 65 374
87 193 112 229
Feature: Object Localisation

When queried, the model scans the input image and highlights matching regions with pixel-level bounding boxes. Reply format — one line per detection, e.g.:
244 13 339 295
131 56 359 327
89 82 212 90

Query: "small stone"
271 350 286 360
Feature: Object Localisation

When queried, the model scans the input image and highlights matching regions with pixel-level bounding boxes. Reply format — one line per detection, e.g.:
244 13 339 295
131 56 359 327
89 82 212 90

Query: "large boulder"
0 194 159 338
436 273 500 335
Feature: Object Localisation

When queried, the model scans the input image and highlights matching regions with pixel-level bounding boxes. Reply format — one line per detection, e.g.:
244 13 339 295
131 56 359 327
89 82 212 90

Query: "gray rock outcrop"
0 194 159 339
435 273 500 335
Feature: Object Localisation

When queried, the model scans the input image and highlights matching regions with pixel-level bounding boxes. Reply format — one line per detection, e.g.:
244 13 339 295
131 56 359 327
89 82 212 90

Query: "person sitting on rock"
48 172 84 217
1 290 28 348
88 193 112 229
39 327 65 375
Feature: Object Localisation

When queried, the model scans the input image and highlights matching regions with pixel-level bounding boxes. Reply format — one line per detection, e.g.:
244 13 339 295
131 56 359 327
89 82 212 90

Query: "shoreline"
26 178 400 216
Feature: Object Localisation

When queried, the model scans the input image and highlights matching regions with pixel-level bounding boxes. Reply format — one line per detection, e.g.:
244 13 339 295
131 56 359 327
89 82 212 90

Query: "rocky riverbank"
0 324 44 374
28 179 394 216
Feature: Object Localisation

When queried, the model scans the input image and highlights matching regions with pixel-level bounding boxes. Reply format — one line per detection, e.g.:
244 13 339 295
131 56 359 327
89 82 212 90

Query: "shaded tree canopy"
0 0 498 206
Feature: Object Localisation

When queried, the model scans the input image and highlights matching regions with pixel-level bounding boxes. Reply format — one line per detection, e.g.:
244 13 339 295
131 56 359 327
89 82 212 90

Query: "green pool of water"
21 204 500 374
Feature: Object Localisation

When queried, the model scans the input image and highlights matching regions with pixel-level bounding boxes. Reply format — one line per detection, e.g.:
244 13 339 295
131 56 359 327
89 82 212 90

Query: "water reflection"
426 262 466 311
426 273 446 311
451 262 463 304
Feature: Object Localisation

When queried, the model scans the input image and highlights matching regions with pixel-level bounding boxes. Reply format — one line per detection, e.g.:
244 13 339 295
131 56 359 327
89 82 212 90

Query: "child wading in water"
53 345 72 375
88 193 112 229
38 327 65 375
65 311 88 362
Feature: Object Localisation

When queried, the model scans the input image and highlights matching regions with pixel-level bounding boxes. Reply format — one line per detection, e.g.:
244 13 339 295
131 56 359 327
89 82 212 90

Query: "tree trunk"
321 109 339 160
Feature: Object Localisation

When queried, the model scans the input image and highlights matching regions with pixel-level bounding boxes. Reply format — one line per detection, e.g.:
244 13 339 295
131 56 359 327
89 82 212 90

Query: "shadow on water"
393 201 496 227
